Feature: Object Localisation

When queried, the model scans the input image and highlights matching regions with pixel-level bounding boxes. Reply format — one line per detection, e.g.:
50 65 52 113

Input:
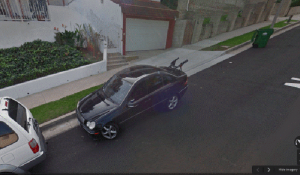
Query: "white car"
0 97 47 174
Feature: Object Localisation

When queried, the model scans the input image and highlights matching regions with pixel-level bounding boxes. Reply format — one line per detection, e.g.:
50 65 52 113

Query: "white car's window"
0 121 18 149
7 99 28 132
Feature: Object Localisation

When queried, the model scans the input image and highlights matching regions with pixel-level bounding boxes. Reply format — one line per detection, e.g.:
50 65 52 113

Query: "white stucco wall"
68 0 123 53
0 5 92 49
0 0 123 53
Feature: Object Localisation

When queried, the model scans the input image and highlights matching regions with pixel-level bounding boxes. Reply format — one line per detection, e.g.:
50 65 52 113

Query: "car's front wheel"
166 95 179 111
101 123 119 140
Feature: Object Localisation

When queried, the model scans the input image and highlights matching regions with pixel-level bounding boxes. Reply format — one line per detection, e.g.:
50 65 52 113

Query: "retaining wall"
217 21 229 34
0 60 107 99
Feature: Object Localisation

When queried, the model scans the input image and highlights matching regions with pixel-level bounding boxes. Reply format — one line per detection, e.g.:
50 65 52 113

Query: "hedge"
0 40 90 89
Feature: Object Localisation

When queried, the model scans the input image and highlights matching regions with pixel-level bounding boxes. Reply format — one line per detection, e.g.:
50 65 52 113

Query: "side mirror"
127 99 137 108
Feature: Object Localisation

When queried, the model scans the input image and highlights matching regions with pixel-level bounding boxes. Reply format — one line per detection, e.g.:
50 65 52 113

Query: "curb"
39 20 300 133
40 111 76 132
224 20 300 55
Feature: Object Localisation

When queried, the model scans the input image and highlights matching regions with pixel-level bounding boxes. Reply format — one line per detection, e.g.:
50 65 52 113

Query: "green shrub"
161 0 178 10
203 18 211 26
291 0 300 7
54 24 85 48
0 40 90 89
220 15 228 22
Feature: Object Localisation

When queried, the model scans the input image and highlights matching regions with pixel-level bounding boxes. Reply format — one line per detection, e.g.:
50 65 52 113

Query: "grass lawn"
202 20 298 51
30 84 103 124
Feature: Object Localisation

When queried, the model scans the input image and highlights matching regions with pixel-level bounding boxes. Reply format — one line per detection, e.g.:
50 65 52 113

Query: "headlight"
86 121 96 130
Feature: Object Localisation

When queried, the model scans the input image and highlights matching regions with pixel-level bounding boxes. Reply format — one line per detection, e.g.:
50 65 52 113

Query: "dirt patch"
201 45 229 51
77 47 103 63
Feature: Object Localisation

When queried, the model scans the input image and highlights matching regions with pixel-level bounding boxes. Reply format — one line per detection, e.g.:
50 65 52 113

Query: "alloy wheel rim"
168 96 178 110
101 125 117 139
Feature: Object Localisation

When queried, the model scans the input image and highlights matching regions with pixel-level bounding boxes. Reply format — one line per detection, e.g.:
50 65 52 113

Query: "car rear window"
0 121 18 149
7 99 28 132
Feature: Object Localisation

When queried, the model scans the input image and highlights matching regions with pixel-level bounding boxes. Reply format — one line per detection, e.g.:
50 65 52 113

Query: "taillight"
28 138 39 154
5 101 8 107
184 77 188 86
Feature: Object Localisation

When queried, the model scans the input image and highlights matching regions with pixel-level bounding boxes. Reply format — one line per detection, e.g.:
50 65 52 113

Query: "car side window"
0 122 18 149
163 74 176 85
130 81 147 101
146 75 163 94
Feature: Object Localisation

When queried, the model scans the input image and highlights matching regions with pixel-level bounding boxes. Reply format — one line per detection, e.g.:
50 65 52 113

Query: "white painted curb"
0 60 107 99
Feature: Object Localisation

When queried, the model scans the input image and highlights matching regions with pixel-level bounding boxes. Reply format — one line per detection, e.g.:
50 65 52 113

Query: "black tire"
101 122 119 140
166 94 179 111
253 44 258 48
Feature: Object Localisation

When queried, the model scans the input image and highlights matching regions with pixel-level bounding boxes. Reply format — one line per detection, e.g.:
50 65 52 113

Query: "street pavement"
30 25 300 173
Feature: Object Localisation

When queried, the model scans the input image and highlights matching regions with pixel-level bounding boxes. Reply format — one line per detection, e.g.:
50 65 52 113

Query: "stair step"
107 59 127 64
107 62 129 71
107 53 121 57
108 55 139 61
107 60 128 65
124 55 139 61
108 56 126 61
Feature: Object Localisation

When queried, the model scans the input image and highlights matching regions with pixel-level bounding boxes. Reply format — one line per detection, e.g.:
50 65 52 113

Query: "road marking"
291 77 300 81
285 83 300 89
285 77 300 89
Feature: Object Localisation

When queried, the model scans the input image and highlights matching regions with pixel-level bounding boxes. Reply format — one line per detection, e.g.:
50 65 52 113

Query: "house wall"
48 0 66 6
173 0 273 47
172 20 187 47
287 6 300 16
0 5 92 49
217 21 229 34
0 0 123 53
271 0 292 16
200 23 213 40
68 0 122 53
233 16 243 30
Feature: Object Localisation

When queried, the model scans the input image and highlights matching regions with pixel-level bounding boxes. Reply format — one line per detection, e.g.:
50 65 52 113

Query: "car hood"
79 90 118 120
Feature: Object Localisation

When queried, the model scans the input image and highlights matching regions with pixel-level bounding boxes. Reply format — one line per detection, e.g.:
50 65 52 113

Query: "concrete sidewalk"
14 14 300 139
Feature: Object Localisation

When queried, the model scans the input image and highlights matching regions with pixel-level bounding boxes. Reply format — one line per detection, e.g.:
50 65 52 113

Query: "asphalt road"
31 26 300 174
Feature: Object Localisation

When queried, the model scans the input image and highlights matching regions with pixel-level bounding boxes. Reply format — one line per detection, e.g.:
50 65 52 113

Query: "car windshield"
103 75 132 104
7 99 28 132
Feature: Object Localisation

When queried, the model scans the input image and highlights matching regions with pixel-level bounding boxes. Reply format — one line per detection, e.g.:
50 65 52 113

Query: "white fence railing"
0 0 50 21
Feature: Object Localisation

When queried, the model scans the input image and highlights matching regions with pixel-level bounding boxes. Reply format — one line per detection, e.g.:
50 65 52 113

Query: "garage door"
126 18 169 51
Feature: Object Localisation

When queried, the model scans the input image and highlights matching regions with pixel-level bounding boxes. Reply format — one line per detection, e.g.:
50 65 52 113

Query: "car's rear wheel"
167 95 179 111
101 123 119 140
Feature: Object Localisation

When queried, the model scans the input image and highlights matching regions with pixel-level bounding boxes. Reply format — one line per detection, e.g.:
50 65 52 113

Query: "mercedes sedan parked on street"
76 59 188 140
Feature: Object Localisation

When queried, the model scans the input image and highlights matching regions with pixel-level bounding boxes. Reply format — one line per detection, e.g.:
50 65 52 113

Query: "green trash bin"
251 29 274 48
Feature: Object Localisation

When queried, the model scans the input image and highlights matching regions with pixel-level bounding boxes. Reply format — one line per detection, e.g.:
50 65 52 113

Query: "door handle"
128 103 139 108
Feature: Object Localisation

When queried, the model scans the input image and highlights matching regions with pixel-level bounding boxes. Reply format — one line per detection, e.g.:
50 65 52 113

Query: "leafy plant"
220 15 228 22
54 24 85 48
291 0 300 7
82 24 102 56
0 40 90 89
202 18 211 26
161 0 178 10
